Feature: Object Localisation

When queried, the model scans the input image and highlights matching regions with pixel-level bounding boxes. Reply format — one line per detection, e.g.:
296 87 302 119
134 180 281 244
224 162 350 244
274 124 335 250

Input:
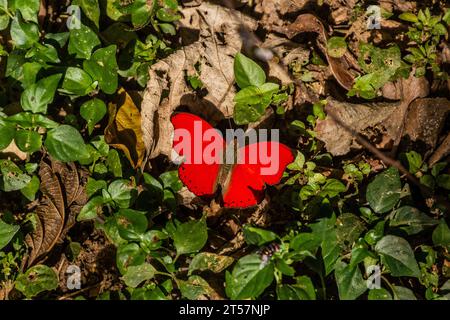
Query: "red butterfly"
171 113 294 208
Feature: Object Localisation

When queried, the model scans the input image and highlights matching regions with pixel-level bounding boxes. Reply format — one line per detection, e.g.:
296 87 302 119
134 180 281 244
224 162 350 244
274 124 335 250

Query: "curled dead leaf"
276 13 360 90
105 88 145 169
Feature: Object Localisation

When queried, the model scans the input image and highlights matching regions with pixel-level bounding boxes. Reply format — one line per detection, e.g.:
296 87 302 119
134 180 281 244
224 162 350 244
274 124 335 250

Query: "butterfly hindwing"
171 113 225 196
222 142 294 208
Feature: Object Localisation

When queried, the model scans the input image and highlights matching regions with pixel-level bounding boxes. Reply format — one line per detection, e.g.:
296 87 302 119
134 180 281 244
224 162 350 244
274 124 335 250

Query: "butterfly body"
171 113 294 208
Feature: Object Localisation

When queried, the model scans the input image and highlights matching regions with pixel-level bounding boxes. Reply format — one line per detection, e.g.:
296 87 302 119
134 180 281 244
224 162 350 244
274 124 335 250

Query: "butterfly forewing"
171 113 225 196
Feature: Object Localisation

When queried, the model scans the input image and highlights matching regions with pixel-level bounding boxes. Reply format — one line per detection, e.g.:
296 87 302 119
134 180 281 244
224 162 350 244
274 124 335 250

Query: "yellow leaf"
105 88 145 168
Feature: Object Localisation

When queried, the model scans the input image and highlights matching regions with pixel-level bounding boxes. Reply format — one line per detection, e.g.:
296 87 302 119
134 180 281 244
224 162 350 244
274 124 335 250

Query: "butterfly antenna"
227 117 233 130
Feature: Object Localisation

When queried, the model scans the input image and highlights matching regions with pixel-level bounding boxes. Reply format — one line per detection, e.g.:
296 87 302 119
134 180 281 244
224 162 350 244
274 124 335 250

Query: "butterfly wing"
171 113 225 196
222 141 294 208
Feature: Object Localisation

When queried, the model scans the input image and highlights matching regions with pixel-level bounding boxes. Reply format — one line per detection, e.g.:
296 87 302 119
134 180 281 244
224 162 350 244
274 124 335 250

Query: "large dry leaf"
316 71 429 156
25 158 88 267
316 98 402 156
141 2 257 160
403 98 450 153
25 160 64 267
105 88 145 168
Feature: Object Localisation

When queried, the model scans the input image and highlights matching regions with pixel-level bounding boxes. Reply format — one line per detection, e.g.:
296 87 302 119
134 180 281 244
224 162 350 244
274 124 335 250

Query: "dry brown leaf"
105 87 145 169
254 0 310 30
276 13 360 90
25 160 64 267
316 71 429 156
25 158 88 267
141 2 257 161
0 140 28 161
403 98 450 154
429 133 450 167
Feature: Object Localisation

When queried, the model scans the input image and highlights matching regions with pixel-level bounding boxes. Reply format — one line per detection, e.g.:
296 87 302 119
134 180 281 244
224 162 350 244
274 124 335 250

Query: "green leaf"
83 45 118 94
130 287 167 300
159 23 176 35
188 252 234 275
404 151 422 174
290 232 320 254
168 217 208 255
375 235 420 278
444 9 450 25
20 175 40 201
368 288 392 300
116 243 146 275
96 216 127 246
14 0 40 23
140 230 167 252
0 220 20 250
122 263 156 288
0 1 9 31
107 179 137 208
7 112 58 129
72 0 100 28
336 213 365 249
106 149 122 177
143 173 164 200
234 83 279 105
156 8 181 23
0 119 16 150
26 43 60 64
276 276 316 300
327 36 347 58
320 179 346 198
68 22 101 59
159 170 183 192
432 220 450 250
243 225 278 246
61 67 95 96
45 125 89 162
21 74 62 114
14 129 42 153
389 206 438 235
310 215 340 275
334 260 367 300
10 14 39 49
86 178 107 197
15 265 58 298
115 209 147 241
0 159 31 192
130 0 152 27
225 253 274 300
399 12 419 23
179 275 216 300
366 167 401 213
234 100 266 125
234 53 266 89
233 83 279 125
77 196 104 221
392 286 417 300
80 98 107 135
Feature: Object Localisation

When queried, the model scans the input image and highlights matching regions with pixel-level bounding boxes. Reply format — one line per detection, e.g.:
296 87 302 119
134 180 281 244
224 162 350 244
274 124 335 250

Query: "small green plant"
400 8 449 78
349 44 409 99
233 53 288 125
